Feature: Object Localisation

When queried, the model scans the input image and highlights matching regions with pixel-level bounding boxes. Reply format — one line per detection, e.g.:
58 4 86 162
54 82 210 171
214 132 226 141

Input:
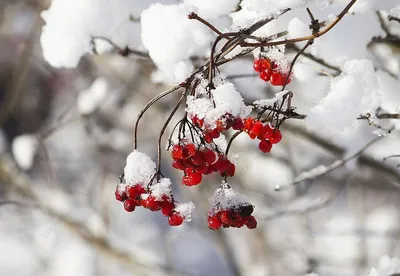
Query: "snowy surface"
123 150 156 186
77 78 108 115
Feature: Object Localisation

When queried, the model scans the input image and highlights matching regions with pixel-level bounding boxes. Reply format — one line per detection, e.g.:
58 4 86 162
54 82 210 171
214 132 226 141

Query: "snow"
186 76 251 129
12 134 39 170
141 3 214 82
366 256 400 276
183 0 240 18
306 59 381 135
150 178 172 201
40 0 149 68
123 150 156 186
175 202 195 221
253 90 288 108
77 77 108 115
209 183 251 215
287 17 310 39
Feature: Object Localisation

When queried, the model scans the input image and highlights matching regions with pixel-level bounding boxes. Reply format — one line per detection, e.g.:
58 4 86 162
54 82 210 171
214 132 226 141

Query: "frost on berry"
123 150 156 187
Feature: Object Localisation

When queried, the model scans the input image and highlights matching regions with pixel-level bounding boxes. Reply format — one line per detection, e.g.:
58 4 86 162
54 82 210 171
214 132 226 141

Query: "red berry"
220 211 231 225
260 70 272 82
123 199 136 212
260 124 273 140
161 202 175 217
203 149 216 165
189 172 203 185
244 118 254 132
172 159 185 170
125 184 145 199
184 143 196 159
246 216 257 229
269 129 282 144
260 58 272 71
194 165 208 174
144 196 160 211
115 190 127 202
203 131 213 143
208 216 222 230
224 162 235 177
191 152 204 166
249 121 263 139
211 129 220 139
171 145 184 159
258 140 272 153
270 72 285 86
253 59 262 72
216 120 225 132
169 213 184 226
232 117 244 130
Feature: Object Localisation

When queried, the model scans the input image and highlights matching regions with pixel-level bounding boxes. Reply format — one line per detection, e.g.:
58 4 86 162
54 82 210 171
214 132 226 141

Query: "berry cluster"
208 206 257 230
242 118 282 153
171 141 235 186
115 182 189 226
208 184 257 230
253 57 291 86
191 113 244 144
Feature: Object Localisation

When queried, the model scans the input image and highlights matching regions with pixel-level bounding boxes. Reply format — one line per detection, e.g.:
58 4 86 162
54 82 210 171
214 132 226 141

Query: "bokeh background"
1 1 400 276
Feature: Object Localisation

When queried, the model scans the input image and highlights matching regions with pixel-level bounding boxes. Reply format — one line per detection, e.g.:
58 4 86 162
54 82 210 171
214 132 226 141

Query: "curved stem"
157 90 188 171
225 130 243 156
133 84 182 149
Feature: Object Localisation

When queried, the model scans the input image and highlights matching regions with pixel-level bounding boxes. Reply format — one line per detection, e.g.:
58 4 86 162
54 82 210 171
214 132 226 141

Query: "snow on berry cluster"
207 183 257 230
171 140 235 186
253 48 292 86
115 150 195 226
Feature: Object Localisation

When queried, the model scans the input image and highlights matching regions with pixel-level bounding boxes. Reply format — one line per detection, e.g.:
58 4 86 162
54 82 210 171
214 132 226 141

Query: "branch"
275 135 384 191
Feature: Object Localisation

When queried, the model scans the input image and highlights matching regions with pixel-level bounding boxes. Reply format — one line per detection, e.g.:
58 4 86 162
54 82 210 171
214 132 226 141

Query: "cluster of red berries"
115 184 185 226
208 205 257 230
191 114 244 144
253 57 291 86
242 118 282 153
171 142 235 185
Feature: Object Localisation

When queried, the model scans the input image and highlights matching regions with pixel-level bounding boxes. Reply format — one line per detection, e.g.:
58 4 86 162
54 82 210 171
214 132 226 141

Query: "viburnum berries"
169 140 236 185
242 119 283 153
253 57 291 86
115 174 195 227
208 183 257 230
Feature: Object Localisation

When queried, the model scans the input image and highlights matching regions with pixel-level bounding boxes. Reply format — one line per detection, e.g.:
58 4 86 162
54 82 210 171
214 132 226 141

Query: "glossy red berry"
161 202 175 217
269 129 282 144
249 121 263 139
171 145 184 159
260 70 272 82
253 59 262 72
144 196 160 211
260 124 273 140
208 216 222 230
123 199 136 212
203 149 216 165
172 159 185 170
270 72 287 86
260 59 272 71
115 190 127 202
258 140 272 153
220 211 231 225
169 213 184 226
244 118 254 132
188 172 202 185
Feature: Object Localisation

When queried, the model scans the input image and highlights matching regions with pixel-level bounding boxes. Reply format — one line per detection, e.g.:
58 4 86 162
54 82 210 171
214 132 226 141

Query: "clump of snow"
141 3 213 82
77 78 108 115
186 77 251 129
175 202 196 221
254 46 290 73
184 0 239 18
287 17 310 39
306 59 381 135
150 178 172 201
12 134 39 170
209 183 251 215
366 256 400 276
40 0 142 67
231 0 310 29
123 150 156 187
253 90 288 108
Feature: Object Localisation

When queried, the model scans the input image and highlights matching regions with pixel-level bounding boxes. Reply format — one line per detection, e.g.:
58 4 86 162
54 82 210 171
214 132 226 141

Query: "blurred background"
1 1 400 276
